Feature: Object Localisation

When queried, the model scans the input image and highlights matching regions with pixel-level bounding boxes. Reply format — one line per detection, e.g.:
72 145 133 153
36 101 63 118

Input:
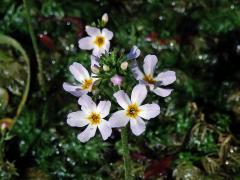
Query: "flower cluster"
63 14 176 143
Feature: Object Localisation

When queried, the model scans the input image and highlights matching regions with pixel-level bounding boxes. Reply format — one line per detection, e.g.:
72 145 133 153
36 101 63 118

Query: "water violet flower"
67 95 112 142
131 55 176 97
109 84 160 135
78 26 113 56
63 62 97 97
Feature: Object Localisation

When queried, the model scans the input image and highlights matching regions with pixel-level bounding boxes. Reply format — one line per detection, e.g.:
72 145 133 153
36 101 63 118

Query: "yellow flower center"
81 79 93 90
126 103 141 119
88 112 101 125
143 75 156 84
94 36 105 47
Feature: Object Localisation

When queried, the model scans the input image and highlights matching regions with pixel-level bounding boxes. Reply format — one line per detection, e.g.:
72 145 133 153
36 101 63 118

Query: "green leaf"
0 34 30 119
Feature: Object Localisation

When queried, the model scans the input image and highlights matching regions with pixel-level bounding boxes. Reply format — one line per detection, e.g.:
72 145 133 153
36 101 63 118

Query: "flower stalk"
121 127 132 180
23 0 46 96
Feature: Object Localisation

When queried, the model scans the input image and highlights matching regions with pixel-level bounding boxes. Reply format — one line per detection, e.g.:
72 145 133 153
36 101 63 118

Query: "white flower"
131 55 176 97
67 95 112 143
78 26 113 56
63 62 97 97
109 84 160 136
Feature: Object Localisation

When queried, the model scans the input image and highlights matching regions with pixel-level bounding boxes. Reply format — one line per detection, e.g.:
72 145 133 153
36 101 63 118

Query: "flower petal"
143 55 158 76
155 71 176 86
109 110 129 127
92 45 108 56
152 87 173 97
92 47 101 57
77 125 97 143
131 84 147 105
85 26 101 36
97 101 111 118
104 40 110 52
67 111 88 127
130 117 146 136
130 60 144 80
113 90 131 109
69 62 90 82
98 119 112 140
63 82 88 97
102 28 113 40
139 103 160 120
78 37 94 50
127 45 141 60
78 95 97 114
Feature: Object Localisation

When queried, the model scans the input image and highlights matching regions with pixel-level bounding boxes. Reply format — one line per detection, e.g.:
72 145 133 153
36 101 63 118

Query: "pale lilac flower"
78 26 113 56
131 55 176 97
126 46 141 60
111 74 123 86
67 95 112 143
109 84 160 136
63 62 97 97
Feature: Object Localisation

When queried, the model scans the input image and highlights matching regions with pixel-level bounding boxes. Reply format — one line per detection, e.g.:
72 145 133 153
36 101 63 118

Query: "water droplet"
236 45 240 54
65 46 70 51
159 16 164 21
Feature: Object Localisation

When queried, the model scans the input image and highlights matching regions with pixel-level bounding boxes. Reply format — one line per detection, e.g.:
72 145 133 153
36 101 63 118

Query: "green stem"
121 127 132 180
23 0 46 96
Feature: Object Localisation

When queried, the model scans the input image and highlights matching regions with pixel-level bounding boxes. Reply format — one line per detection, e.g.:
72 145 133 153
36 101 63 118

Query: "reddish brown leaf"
38 34 55 50
144 155 173 179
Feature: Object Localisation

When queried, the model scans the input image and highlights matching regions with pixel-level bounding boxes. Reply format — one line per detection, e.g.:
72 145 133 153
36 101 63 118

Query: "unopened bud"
91 65 100 74
103 65 110 71
102 13 108 24
1 123 7 131
121 61 128 70
0 118 14 131
111 74 123 86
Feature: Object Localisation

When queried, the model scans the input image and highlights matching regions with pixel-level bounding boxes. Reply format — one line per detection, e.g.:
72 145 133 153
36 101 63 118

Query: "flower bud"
111 74 123 86
91 65 100 74
126 46 140 60
0 118 14 131
103 65 110 71
121 61 128 70
101 13 108 24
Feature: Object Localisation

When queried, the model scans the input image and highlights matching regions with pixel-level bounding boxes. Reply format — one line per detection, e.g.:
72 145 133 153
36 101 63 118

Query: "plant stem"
23 0 46 96
121 127 132 180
